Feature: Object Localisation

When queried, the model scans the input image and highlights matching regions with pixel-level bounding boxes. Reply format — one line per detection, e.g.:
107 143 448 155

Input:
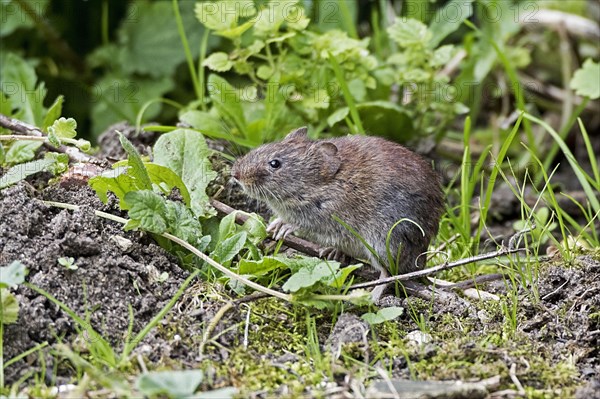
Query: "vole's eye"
268 159 281 169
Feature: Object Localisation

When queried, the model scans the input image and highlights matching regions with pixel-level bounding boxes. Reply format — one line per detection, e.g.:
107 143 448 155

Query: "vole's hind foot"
267 218 296 240
370 267 391 303
371 283 390 303
319 247 348 263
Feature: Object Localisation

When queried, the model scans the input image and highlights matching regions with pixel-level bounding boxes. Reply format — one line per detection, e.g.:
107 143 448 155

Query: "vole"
231 127 444 299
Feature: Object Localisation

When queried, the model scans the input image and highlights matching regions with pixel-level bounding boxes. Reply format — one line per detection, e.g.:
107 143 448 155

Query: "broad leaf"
145 163 191 206
4 141 43 164
119 133 152 190
164 200 202 243
202 52 233 72
238 256 288 276
0 157 55 189
212 231 247 264
0 289 19 324
136 369 203 399
361 306 404 325
89 166 138 209
387 18 431 47
0 261 27 288
429 0 474 47
153 129 217 217
42 95 64 131
207 74 247 136
119 1 205 78
282 260 341 292
124 190 168 234
570 59 600 99
0 52 46 125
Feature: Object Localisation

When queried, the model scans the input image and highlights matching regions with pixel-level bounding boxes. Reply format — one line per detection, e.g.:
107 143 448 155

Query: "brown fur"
231 127 444 275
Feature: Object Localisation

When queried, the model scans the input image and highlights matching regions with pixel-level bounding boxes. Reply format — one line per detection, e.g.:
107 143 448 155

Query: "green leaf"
116 1 204 78
4 140 43 164
124 190 168 234
256 65 274 80
47 117 77 139
0 289 19 324
282 260 341 293
387 18 431 47
327 107 350 127
195 1 256 31
44 152 69 175
0 157 56 189
0 53 46 125
136 369 203 399
47 131 60 148
211 231 247 264
202 52 233 72
42 95 64 132
88 166 138 209
429 0 474 47
253 1 299 36
194 387 238 399
215 20 256 39
240 214 267 243
179 110 231 140
119 132 152 190
361 306 404 325
145 163 191 206
0 261 27 288
327 264 362 288
153 129 217 217
164 200 202 243
238 256 288 276
430 45 454 68
570 59 600 99
0 91 11 116
301 89 330 109
207 74 247 136
0 143 5 164
218 212 238 242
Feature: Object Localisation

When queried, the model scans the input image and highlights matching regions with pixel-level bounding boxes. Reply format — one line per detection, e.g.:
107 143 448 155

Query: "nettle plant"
179 0 464 146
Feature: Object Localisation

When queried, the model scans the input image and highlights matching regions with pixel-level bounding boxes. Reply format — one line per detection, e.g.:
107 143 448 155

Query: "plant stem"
338 1 358 39
42 201 293 302
198 28 211 110
539 98 590 184
328 52 365 134
172 0 202 101
101 0 109 45
0 290 4 389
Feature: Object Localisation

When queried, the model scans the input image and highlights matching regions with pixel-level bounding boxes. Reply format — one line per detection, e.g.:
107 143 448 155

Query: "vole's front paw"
267 218 296 240
319 247 348 263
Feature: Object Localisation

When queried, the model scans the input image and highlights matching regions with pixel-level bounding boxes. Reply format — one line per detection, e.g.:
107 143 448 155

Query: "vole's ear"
284 126 308 141
315 142 341 178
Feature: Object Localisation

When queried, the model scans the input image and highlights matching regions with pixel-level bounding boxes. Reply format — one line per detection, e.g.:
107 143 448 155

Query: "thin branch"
348 246 527 290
